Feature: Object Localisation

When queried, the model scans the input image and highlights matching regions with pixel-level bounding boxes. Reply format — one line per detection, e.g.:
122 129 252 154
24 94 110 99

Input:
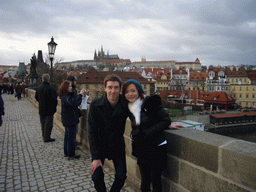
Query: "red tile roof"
247 70 256 84
172 68 188 75
190 72 207 81
159 90 199 102
210 112 256 119
225 68 247 77
76 68 151 85
69 71 82 78
160 90 235 104
204 91 236 103
208 68 224 72
142 68 170 76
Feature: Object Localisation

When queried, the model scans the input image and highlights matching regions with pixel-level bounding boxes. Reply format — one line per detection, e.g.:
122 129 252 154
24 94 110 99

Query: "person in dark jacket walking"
88 74 129 192
15 83 22 100
35 74 58 142
58 80 86 160
122 79 182 192
0 93 4 127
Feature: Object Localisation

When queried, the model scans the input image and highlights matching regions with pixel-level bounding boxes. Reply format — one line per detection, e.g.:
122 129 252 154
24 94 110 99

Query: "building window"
246 94 249 98
232 79 234 83
240 94 242 98
240 86 242 91
253 86 255 91
246 87 249 91
234 86 236 90
253 94 255 98
244 79 247 83
95 84 98 89
144 85 146 89
86 85 89 89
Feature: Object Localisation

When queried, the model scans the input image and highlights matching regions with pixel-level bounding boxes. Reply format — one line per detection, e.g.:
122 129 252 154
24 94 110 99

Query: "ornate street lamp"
47 36 57 86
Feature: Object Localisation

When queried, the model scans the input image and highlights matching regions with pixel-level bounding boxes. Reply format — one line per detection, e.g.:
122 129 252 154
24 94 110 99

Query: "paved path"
0 94 138 192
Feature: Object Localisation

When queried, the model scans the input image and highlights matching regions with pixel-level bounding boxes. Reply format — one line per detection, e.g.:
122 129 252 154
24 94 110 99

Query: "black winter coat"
35 82 57 116
61 92 82 127
88 94 129 161
129 95 171 158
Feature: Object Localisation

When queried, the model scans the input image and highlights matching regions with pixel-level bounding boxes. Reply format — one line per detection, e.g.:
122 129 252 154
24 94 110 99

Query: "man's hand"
91 159 103 175
169 124 184 129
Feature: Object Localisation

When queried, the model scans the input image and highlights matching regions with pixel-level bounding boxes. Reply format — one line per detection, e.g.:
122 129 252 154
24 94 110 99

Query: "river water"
224 131 256 143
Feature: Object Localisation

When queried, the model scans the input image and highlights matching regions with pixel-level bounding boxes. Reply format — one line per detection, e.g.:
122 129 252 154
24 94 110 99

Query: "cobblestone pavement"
0 94 138 192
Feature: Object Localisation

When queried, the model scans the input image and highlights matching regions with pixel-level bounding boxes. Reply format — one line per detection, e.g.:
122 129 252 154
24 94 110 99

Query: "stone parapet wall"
27 89 256 192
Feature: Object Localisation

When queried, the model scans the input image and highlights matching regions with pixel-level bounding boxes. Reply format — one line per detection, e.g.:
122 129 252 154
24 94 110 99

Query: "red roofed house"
188 71 207 91
169 68 189 91
160 90 236 111
159 89 199 103
207 67 229 93
203 91 236 110
76 68 153 100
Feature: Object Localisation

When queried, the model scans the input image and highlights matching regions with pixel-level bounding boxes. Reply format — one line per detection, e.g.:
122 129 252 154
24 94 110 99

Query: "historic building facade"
226 67 256 108
206 68 229 93
131 58 201 71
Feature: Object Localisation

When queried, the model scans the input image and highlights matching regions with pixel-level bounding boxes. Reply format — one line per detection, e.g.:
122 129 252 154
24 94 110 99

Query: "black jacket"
129 95 171 157
35 82 57 116
61 92 82 127
88 93 129 161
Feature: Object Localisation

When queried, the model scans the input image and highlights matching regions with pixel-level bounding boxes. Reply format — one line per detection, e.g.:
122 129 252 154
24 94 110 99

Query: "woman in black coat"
58 80 86 160
122 79 181 192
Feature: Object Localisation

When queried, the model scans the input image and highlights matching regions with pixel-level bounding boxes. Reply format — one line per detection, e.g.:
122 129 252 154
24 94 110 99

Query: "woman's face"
68 83 73 92
125 83 139 103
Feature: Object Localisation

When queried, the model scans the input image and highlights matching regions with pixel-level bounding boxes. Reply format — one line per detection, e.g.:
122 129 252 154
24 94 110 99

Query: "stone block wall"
27 89 256 192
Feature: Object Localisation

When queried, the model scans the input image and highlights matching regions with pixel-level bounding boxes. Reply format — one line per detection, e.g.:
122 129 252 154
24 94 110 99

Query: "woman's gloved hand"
131 126 140 141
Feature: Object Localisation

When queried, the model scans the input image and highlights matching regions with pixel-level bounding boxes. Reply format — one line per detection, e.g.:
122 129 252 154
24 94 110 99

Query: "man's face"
105 81 120 103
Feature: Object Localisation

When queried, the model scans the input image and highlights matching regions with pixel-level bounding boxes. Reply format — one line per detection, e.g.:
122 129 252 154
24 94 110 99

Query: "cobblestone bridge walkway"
0 94 138 192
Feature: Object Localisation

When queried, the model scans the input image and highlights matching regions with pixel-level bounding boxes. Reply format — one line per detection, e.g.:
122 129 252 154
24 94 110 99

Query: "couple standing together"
89 74 181 192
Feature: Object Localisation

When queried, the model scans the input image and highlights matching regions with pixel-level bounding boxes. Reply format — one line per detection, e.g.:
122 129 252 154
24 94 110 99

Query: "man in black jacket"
88 74 129 192
35 74 58 142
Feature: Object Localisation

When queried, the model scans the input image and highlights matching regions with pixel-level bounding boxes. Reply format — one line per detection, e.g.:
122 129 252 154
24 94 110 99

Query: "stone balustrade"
27 88 256 192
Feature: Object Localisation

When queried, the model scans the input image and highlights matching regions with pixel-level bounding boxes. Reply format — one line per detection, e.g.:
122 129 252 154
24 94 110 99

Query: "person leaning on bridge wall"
122 79 183 192
88 74 129 192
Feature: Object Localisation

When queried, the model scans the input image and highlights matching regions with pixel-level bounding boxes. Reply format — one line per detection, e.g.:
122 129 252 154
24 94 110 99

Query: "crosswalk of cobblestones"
0 94 138 192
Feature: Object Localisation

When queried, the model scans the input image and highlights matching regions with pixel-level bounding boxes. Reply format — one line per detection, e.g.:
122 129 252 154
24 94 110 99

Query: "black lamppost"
47 36 57 86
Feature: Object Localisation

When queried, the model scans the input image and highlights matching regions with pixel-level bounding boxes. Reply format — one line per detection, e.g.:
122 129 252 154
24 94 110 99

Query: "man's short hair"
42 73 50 82
104 74 122 88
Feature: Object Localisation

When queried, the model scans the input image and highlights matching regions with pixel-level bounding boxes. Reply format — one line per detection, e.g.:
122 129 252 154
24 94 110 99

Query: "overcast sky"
1 0 255 66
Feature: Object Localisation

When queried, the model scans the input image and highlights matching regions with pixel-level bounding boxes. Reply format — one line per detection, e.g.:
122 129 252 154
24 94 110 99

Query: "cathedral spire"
94 50 98 61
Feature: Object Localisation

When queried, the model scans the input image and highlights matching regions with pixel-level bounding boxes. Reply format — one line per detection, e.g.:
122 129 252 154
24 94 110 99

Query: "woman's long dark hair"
122 81 145 104
58 80 72 98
